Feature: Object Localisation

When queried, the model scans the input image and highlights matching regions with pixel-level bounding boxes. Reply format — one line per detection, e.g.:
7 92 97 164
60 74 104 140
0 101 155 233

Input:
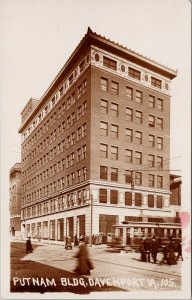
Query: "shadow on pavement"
10 242 125 294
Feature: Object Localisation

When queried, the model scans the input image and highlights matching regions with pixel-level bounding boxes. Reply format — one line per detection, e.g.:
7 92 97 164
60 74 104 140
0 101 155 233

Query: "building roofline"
10 163 21 174
19 27 177 134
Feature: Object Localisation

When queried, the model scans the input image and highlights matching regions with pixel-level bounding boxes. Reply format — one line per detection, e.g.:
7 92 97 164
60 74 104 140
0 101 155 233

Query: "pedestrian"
162 245 168 264
65 236 73 250
140 242 146 262
176 242 183 261
74 237 94 275
151 237 158 263
26 237 33 253
167 238 177 265
74 234 79 247
143 239 151 262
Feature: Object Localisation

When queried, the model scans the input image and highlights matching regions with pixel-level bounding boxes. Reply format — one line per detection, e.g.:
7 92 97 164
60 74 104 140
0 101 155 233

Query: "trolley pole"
90 194 93 247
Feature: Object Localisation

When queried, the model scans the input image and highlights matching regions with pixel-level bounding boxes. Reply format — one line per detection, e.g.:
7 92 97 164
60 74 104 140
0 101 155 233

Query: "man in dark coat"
26 237 33 253
176 242 183 261
167 239 177 265
74 237 94 275
143 239 151 262
151 238 158 263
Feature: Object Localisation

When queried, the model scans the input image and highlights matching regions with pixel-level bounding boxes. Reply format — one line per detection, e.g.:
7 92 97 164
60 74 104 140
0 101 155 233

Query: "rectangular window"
111 124 118 138
77 148 81 162
157 98 163 111
111 81 119 95
100 144 108 158
100 99 108 114
157 156 163 169
111 102 119 117
77 105 82 120
126 87 133 100
100 166 108 180
103 56 117 70
126 107 133 121
101 77 108 92
99 189 107 203
136 90 142 103
148 195 154 207
111 146 118 160
148 174 155 187
80 102 86 117
135 193 142 206
157 176 163 188
125 170 132 183
125 192 132 206
149 95 155 108
125 149 133 163
157 195 163 208
126 128 133 142
111 167 118 181
135 172 142 185
100 121 108 136
157 117 163 130
77 169 81 183
110 190 118 204
82 123 87 137
77 126 82 141
82 145 86 159
77 84 82 99
82 167 87 181
68 74 74 85
128 67 141 80
79 59 85 72
157 137 163 149
148 154 155 167
151 77 162 89
71 92 75 105
149 115 155 127
82 79 87 93
149 135 155 147
135 151 142 165
135 131 142 144
135 110 142 124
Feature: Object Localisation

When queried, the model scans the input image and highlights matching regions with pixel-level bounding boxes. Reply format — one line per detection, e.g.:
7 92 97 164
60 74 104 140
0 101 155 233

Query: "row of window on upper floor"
100 99 164 129
99 188 164 208
22 167 87 200
22 77 87 142
101 76 164 110
100 121 164 147
103 56 162 89
22 144 87 180
22 123 87 165
99 166 163 188
22 188 88 218
99 143 163 165
22 100 87 153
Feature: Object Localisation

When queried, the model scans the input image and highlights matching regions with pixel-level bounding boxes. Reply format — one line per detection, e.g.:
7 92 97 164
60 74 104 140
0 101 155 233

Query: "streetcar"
109 221 182 252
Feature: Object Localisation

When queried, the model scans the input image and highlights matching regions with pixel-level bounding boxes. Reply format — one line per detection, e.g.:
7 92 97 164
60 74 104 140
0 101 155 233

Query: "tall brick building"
19 28 179 242
9 163 22 237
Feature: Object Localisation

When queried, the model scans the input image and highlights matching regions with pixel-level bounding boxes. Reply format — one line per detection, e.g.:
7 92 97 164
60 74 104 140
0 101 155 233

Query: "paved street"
10 241 181 294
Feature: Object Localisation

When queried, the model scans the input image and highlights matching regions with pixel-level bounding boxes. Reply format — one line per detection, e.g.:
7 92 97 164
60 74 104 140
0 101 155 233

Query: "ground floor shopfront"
21 200 178 244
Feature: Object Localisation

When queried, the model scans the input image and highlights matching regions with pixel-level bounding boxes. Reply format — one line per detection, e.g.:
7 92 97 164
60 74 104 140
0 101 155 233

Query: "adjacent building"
19 28 180 242
9 163 22 237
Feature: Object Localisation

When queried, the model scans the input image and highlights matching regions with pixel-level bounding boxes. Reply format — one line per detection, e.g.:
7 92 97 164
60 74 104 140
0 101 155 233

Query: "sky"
0 0 191 211
0 0 191 298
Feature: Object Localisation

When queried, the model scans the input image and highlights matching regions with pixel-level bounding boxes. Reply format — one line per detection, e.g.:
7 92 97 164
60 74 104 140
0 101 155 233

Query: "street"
10 241 181 294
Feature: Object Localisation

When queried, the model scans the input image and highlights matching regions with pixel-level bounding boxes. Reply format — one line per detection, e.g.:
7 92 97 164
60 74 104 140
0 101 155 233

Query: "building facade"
9 163 22 237
19 28 179 242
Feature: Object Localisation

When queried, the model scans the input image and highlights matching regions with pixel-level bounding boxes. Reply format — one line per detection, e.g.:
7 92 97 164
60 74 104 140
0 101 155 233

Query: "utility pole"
90 194 93 247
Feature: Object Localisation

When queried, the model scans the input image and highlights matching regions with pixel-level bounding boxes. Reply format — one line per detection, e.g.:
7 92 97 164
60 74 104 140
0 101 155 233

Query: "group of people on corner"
140 236 183 265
